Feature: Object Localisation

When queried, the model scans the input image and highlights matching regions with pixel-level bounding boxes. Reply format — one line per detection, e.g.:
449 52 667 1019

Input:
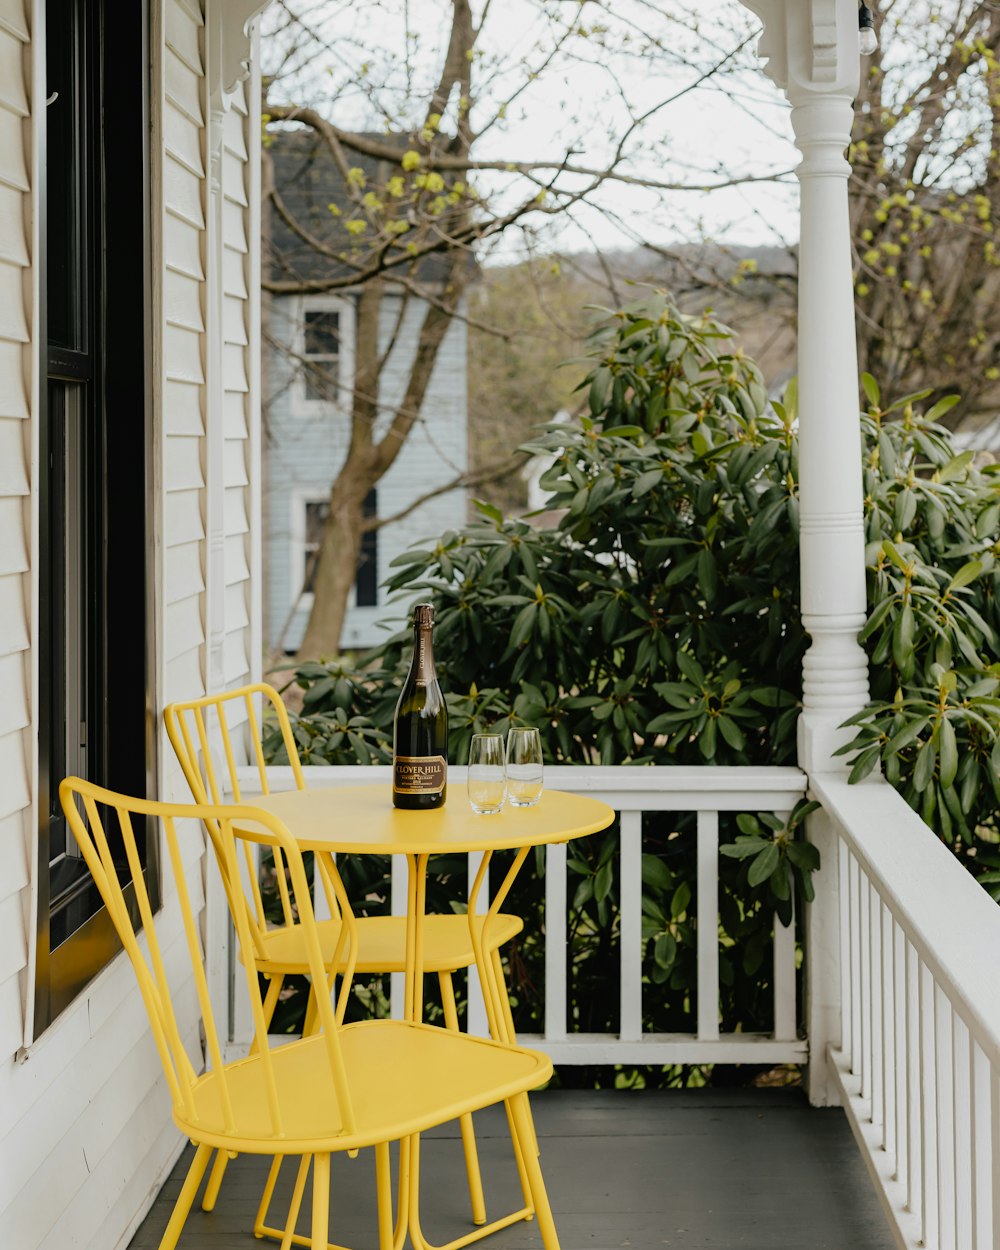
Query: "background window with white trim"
302 309 341 401
298 490 378 608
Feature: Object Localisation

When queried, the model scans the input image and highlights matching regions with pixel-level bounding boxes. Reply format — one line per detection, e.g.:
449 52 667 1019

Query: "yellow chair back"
163 683 343 939
58 776 359 1140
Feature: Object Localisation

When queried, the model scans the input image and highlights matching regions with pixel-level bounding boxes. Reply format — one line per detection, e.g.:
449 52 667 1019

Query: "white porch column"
742 0 870 771
204 0 271 1054
741 0 869 1106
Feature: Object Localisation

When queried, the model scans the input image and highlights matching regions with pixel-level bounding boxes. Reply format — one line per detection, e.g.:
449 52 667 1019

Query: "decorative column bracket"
207 0 270 110
743 0 860 102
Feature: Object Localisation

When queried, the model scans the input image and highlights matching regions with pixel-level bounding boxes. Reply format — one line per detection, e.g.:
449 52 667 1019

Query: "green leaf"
885 718 928 755
861 373 880 405
671 880 692 919
848 744 881 784
939 450 975 482
925 393 961 423
892 602 915 677
653 932 677 970
913 738 937 793
589 367 611 416
946 560 982 593
786 841 820 871
937 716 958 788
633 469 663 498
641 854 673 890
747 841 780 887
721 836 770 860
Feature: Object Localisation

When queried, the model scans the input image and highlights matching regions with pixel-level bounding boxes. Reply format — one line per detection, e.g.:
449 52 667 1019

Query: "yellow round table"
244 781 615 1250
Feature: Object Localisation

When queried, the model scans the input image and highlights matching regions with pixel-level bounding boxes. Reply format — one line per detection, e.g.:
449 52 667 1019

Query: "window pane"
46 0 85 352
303 500 329 594
305 499 329 544
356 489 378 607
304 310 340 357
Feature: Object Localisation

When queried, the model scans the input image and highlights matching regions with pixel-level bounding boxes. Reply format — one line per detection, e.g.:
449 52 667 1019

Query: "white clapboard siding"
0 340 27 415
0 415 28 494
1 1 267 1246
0 27 26 116
0 107 27 193
165 486 206 546
0 808 29 909
220 78 252 691
0 0 30 1068
0 185 27 266
0 498 27 575
0 917 202 1243
161 0 208 714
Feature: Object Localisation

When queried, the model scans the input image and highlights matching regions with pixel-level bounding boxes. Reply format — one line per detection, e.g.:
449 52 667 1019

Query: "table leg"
395 853 429 1250
468 848 542 1179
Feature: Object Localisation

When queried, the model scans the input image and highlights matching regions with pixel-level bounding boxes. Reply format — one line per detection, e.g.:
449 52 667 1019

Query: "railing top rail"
234 763 808 811
811 772 1000 1070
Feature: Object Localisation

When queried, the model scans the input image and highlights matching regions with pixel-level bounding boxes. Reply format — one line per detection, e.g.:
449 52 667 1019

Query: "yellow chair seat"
185 1019 551 1153
254 911 524 976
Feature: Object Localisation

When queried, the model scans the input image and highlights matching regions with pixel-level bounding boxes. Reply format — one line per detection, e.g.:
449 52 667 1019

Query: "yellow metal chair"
58 777 560 1250
162 683 527 1225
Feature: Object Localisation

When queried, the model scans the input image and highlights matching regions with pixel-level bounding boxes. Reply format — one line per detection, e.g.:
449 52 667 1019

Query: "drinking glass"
467 733 507 814
505 727 544 807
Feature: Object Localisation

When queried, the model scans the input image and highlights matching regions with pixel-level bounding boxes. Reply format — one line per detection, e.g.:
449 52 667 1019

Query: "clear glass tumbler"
467 733 507 814
505 726 544 807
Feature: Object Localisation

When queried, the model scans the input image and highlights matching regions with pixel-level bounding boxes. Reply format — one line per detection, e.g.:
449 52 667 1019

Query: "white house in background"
263 133 469 654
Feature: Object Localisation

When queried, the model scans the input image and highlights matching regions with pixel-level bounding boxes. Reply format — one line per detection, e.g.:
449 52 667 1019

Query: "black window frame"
34 0 157 1037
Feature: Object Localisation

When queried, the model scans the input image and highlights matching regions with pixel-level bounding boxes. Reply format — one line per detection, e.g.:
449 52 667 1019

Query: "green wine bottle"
392 602 448 809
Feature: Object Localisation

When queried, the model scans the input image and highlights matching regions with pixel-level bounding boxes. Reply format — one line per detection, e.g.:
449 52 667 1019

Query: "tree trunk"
293 263 467 660
295 463 370 660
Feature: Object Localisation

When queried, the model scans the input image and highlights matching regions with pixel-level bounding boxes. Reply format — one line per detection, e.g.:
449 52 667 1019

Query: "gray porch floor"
129 1089 894 1250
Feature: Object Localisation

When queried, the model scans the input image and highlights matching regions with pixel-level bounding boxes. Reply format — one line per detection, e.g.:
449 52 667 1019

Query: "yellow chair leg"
510 1096 561 1250
207 973 286 1213
490 949 539 1161
502 1097 535 1216
376 1141 395 1250
281 1155 312 1250
438 971 487 1226
200 1146 230 1212
394 1136 411 1250
254 1153 285 1237
158 1142 211 1250
311 1153 331 1250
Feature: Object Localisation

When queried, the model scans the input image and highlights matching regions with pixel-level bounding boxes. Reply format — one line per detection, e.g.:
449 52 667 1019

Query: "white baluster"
466 851 490 1037
619 811 643 1043
919 962 938 1245
935 988 956 1250
696 811 720 1041
880 903 894 1155
905 942 921 1224
952 1014 972 1250
545 841 568 1043
970 1041 991 1250
390 855 407 1020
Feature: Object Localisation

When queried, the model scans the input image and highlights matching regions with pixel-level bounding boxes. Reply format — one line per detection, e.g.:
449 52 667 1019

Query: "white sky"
262 0 802 260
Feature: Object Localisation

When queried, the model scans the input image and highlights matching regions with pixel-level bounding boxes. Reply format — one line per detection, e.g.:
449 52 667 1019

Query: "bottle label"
393 755 447 795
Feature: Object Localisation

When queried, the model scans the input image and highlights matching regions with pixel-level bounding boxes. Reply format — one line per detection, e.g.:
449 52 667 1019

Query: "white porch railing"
234 764 810 1066
812 773 1000 1250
